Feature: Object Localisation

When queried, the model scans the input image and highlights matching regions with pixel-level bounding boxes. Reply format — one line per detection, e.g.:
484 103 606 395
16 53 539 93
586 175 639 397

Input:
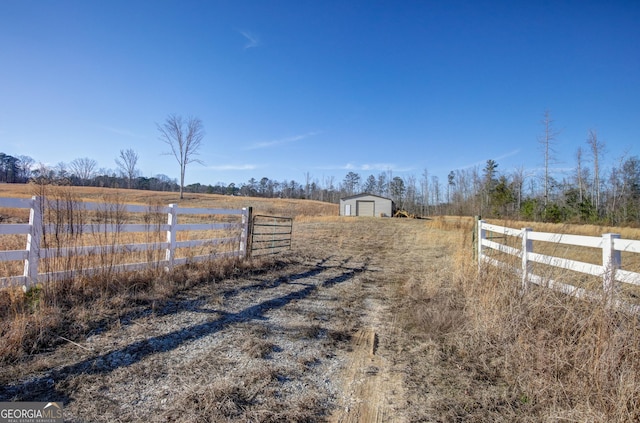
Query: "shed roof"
340 193 394 202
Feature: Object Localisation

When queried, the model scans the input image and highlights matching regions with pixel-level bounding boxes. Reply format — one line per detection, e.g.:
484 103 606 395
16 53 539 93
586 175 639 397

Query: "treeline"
0 153 339 200
0 153 180 192
429 156 640 226
2 150 640 226
0 152 33 183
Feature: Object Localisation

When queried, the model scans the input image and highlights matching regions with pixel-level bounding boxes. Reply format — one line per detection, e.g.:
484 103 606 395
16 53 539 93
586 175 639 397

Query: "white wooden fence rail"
0 196 251 288
477 220 640 314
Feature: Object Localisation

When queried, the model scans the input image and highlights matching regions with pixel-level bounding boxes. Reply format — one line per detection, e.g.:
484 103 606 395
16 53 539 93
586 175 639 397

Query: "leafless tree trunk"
538 110 560 207
115 148 139 189
304 172 311 199
587 129 605 215
471 166 482 216
607 154 627 224
157 114 205 199
405 175 417 214
431 175 440 214
454 169 466 215
324 175 336 203
575 147 585 203
421 168 429 216
512 166 526 213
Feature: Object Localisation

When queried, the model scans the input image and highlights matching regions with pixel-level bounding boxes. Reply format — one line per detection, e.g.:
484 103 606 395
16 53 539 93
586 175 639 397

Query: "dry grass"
159 366 324 423
460 264 640 421
391 217 640 422
0 183 338 219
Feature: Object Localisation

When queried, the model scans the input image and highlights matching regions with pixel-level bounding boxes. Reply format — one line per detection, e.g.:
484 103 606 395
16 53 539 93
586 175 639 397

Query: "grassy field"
0 183 338 220
1 184 640 421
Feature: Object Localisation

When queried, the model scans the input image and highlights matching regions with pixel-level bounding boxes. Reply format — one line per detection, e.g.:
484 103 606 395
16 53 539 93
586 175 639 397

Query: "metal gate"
250 214 293 256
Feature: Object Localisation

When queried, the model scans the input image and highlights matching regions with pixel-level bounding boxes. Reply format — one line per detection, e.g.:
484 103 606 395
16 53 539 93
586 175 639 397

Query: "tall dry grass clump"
452 240 640 421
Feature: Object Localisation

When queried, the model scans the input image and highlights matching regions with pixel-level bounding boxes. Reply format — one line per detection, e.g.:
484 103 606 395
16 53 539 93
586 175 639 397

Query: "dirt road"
1 218 455 422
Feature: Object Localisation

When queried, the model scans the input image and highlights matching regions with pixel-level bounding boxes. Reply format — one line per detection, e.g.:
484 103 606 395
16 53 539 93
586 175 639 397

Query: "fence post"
521 227 533 293
240 207 252 258
23 196 42 288
602 233 621 298
477 219 485 269
165 204 177 271
472 216 480 260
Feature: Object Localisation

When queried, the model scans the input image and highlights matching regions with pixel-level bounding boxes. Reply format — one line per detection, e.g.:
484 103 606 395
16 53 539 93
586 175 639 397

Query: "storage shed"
339 193 395 217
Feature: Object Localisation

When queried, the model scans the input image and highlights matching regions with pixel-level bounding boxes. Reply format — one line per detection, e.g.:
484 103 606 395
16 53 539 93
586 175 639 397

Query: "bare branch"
157 114 206 199
69 157 98 185
115 148 139 189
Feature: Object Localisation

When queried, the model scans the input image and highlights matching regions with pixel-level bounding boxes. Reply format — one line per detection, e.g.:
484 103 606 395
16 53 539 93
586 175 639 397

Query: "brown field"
0 183 338 220
1 185 640 422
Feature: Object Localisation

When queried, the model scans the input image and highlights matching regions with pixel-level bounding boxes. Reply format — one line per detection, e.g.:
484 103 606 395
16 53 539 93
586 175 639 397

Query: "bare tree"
324 175 336 203
454 168 473 215
607 152 628 224
157 114 205 199
431 175 441 214
304 172 312 199
575 147 586 203
405 175 418 214
115 148 140 189
512 166 527 213
69 157 97 185
538 110 560 207
471 166 483 215
587 129 605 215
421 168 429 216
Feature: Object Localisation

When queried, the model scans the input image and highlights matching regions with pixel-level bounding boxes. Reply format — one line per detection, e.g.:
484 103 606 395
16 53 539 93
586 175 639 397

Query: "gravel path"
1 255 384 420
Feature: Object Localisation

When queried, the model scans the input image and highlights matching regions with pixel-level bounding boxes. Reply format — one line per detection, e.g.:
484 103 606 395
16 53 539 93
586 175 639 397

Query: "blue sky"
1 0 639 188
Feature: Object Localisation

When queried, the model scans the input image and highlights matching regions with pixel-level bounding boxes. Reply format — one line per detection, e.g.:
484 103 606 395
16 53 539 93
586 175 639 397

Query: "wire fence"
250 214 293 256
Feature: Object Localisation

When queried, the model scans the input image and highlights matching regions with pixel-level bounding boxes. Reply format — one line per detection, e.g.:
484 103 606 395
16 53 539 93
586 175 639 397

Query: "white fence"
477 220 640 313
0 196 251 288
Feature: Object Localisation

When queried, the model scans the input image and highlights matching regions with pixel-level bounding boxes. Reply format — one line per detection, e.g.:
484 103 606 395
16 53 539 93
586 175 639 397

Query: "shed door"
345 204 351 216
356 200 375 217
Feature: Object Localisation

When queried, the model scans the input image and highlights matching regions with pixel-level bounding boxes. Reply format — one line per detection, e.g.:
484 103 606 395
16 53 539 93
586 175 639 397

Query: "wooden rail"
477 220 640 313
0 196 251 288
